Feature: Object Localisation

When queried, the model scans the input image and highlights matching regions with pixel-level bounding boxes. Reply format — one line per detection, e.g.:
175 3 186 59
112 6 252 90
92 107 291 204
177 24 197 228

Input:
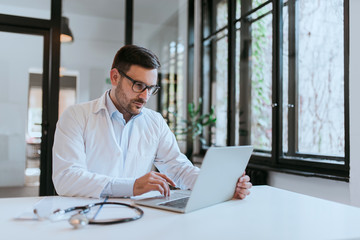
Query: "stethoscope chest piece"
69 213 89 229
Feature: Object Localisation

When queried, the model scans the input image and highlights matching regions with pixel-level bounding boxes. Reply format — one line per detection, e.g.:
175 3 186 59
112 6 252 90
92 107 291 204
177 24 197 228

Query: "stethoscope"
51 201 144 229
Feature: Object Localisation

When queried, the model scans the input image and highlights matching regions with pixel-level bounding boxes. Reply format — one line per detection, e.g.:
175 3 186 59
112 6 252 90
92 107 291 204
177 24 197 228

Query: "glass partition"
0 32 43 193
0 0 51 20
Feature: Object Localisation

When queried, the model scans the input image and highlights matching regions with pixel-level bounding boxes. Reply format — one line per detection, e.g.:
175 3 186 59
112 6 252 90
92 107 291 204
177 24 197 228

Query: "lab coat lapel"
95 91 122 152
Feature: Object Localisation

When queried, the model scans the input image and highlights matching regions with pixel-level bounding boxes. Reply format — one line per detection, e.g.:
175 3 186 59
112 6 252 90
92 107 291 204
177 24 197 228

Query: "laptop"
134 145 253 213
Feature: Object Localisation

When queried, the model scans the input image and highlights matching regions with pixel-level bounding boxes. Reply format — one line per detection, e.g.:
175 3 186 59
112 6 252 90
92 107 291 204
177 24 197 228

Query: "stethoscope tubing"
54 201 144 226
87 202 144 225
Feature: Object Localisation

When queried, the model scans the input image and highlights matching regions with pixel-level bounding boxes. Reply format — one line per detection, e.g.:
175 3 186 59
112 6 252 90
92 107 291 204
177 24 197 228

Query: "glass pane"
235 29 241 145
28 73 43 139
236 0 241 19
203 40 212 142
250 7 273 151
248 0 273 19
213 34 228 146
133 0 188 150
252 0 270 10
0 0 50 20
203 38 220 147
215 0 228 30
298 0 344 156
282 4 289 153
0 32 43 195
203 0 211 39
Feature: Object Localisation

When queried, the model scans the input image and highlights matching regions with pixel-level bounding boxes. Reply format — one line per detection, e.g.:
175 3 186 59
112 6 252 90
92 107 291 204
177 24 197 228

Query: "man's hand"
133 171 176 197
233 172 252 199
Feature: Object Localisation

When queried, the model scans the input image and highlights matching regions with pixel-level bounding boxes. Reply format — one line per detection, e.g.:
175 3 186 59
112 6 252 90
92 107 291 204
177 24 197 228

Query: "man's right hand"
133 171 176 197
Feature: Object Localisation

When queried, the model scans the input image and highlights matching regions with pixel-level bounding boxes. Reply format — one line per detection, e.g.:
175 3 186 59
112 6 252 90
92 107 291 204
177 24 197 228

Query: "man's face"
110 65 158 119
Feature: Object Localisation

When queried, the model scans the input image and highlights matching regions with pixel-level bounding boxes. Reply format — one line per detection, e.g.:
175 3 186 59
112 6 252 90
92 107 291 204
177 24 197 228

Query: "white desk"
2 186 360 240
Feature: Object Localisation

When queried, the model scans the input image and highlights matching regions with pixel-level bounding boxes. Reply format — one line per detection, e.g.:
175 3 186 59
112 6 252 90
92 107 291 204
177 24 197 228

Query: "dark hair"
111 45 161 73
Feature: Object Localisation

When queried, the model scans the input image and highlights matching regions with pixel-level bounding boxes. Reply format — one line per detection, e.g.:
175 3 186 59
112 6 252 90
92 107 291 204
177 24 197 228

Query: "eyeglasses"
117 69 160 95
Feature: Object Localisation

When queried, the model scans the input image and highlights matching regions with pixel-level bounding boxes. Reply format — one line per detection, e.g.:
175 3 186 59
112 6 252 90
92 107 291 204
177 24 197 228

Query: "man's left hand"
233 172 252 199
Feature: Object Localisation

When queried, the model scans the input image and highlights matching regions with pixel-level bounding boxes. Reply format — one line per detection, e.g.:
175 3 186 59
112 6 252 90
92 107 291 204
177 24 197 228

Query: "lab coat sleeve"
52 106 111 198
154 114 200 190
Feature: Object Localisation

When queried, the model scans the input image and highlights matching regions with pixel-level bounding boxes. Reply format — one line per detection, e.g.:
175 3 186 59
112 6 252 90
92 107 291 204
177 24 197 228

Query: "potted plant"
169 98 216 160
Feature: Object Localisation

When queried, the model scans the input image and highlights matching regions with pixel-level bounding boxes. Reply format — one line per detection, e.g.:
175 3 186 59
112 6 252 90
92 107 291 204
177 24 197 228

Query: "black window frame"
197 0 349 181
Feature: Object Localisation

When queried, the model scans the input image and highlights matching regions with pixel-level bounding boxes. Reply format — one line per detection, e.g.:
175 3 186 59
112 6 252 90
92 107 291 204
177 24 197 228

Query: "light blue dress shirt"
105 91 141 162
101 91 142 197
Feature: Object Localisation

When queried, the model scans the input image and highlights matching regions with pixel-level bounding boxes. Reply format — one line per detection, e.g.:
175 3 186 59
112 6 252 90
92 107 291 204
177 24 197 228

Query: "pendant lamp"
61 16 74 43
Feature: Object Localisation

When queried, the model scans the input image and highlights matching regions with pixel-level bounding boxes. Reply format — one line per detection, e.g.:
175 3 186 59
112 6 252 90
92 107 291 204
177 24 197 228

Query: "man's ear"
110 68 120 86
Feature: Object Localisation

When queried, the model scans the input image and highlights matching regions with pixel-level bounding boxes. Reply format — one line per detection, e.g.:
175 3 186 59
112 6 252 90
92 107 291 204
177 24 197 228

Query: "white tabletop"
2 185 360 240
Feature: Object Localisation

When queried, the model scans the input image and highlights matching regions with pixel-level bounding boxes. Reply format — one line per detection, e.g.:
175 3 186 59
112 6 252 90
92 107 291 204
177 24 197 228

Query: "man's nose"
138 88 150 99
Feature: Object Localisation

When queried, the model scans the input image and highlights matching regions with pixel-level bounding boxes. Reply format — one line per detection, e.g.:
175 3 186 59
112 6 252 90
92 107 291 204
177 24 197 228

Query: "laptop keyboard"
159 197 190 209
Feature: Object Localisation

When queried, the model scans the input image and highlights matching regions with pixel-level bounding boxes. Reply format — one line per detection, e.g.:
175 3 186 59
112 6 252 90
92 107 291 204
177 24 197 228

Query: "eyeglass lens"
132 82 159 95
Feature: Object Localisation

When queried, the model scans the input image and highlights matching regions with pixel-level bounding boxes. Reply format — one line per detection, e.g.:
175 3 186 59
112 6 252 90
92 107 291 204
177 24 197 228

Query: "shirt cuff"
100 178 135 197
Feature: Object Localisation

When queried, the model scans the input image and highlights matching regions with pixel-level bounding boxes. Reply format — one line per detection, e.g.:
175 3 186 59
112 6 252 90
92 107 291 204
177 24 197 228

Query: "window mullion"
272 0 283 163
227 0 236 146
239 0 252 146
287 0 298 155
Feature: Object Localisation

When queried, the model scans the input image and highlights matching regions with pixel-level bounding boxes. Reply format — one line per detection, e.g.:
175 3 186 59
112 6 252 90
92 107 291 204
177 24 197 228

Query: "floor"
0 166 40 198
0 144 41 198
0 186 39 198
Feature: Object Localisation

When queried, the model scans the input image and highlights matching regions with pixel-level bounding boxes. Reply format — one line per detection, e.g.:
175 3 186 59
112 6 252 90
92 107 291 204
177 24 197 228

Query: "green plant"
171 98 217 146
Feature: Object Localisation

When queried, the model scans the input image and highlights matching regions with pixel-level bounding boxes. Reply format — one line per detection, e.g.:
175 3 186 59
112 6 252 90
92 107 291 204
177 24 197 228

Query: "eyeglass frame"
116 68 160 96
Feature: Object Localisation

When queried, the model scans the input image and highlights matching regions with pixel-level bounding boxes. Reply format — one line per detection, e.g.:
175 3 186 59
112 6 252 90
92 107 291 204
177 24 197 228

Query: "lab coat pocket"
137 139 157 176
126 134 158 177
124 150 155 178
126 137 157 177
136 154 156 177
138 136 158 156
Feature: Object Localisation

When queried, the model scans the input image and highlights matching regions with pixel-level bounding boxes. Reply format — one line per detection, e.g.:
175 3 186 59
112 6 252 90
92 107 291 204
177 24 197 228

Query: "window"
200 0 349 180
202 0 229 147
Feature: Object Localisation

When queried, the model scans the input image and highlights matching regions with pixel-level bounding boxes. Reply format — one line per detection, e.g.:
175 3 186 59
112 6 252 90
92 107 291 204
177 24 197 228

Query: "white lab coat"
52 92 199 198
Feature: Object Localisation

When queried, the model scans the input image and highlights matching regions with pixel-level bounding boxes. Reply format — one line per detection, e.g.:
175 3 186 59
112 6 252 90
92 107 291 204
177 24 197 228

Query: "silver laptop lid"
185 145 253 213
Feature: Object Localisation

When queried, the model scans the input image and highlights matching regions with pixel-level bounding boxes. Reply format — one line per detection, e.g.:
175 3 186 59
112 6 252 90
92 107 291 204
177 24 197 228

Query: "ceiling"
0 0 184 25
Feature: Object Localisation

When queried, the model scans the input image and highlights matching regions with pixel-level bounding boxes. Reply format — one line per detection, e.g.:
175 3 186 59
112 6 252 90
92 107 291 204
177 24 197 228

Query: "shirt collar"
105 90 120 118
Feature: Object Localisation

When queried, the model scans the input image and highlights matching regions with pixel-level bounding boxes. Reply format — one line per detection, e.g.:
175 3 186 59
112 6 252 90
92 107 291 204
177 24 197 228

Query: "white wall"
60 12 125 102
348 0 360 207
268 0 360 207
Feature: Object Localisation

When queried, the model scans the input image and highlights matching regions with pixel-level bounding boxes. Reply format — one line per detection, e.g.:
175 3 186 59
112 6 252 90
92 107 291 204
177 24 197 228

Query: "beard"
114 83 147 117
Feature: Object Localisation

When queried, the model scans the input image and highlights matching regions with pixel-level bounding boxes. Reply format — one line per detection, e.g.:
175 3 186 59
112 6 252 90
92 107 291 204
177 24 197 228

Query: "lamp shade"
61 16 74 43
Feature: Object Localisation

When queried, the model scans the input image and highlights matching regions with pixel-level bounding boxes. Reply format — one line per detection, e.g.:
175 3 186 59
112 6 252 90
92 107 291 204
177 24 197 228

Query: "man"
52 45 252 199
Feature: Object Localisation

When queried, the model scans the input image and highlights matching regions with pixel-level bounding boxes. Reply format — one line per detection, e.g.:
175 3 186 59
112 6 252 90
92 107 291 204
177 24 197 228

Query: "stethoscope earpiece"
69 212 89 229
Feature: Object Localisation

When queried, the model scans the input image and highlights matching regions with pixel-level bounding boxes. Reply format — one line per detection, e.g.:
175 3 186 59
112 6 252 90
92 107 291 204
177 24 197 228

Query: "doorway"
0 32 44 196
25 72 77 187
